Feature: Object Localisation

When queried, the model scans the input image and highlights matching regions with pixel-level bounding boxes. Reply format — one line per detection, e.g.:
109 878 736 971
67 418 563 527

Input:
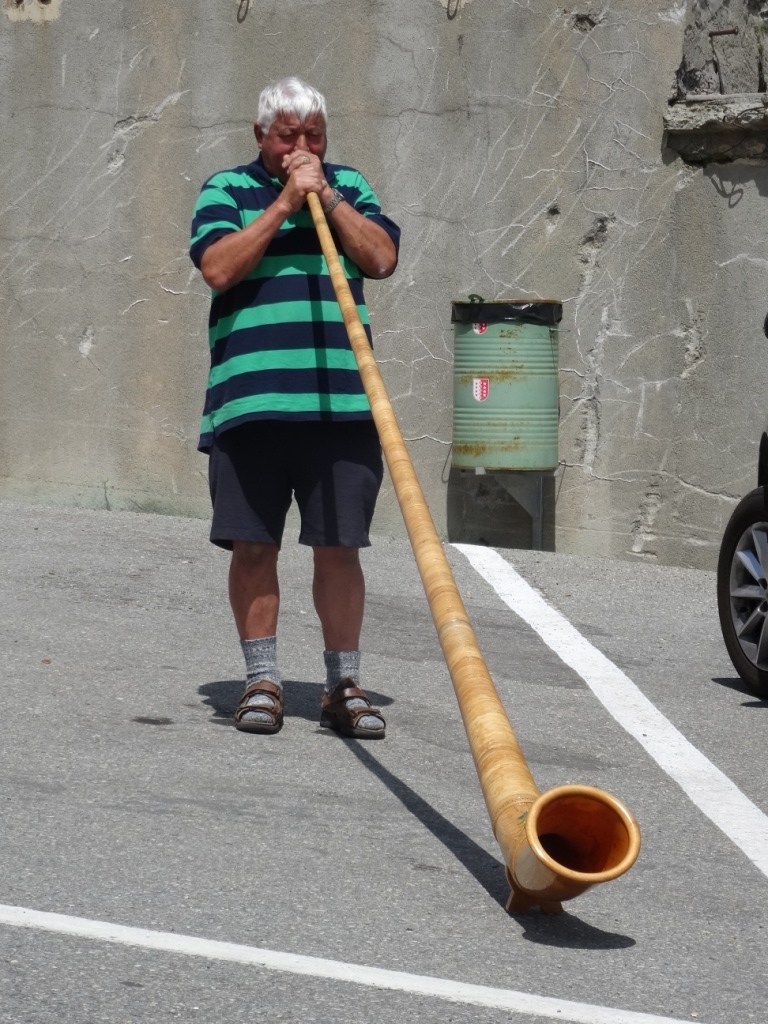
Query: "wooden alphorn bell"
307 191 640 912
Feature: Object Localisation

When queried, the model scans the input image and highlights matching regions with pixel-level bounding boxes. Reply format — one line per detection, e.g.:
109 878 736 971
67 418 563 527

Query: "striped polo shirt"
189 155 400 452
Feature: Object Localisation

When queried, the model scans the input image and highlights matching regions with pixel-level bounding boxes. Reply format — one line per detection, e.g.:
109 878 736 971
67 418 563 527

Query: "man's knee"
312 545 361 571
232 541 279 573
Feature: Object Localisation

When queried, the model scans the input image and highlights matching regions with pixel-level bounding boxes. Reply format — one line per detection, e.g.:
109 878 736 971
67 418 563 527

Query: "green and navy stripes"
190 156 400 451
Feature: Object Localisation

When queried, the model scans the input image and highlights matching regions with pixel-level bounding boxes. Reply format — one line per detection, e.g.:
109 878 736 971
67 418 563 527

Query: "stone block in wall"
665 93 768 162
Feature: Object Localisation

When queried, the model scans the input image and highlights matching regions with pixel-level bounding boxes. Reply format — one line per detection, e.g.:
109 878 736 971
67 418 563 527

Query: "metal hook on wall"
237 0 250 23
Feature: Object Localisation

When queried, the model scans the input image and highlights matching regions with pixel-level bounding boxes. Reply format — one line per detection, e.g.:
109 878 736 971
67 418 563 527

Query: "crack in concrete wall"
569 11 604 32
630 472 664 557
679 301 707 378
570 215 616 472
102 92 188 173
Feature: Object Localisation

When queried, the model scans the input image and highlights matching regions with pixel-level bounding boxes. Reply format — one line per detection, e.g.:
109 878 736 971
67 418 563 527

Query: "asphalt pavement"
0 499 765 1024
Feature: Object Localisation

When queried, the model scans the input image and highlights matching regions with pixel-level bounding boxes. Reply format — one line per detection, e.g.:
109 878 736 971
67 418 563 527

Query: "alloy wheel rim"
730 522 768 670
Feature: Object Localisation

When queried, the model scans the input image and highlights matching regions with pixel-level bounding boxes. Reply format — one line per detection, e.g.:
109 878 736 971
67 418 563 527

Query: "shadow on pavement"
514 911 636 949
343 738 510 907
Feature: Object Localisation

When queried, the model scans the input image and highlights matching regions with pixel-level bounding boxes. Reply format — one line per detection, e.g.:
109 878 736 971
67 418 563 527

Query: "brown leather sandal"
234 680 283 734
320 679 385 739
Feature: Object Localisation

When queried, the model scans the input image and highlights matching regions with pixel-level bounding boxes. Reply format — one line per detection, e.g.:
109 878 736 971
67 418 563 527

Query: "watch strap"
322 188 345 215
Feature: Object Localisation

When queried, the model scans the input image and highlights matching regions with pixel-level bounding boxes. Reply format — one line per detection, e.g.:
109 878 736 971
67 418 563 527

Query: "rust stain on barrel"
456 368 525 386
453 440 523 458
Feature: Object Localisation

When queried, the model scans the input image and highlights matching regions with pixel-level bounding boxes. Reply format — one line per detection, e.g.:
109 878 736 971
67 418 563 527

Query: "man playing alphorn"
189 77 400 737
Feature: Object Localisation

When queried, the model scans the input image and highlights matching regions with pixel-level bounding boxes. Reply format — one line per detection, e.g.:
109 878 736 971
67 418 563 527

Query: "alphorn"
307 191 640 913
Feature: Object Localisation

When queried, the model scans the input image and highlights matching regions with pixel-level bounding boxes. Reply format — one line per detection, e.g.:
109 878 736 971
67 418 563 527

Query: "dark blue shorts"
208 421 383 550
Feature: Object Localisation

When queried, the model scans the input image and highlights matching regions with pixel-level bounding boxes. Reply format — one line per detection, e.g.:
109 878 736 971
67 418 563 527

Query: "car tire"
717 486 768 698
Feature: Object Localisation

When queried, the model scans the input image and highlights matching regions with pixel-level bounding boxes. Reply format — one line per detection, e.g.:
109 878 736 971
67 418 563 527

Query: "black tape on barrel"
451 301 562 327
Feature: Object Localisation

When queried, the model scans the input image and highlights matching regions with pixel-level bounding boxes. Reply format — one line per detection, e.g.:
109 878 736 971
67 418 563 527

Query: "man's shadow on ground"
197 678 635 949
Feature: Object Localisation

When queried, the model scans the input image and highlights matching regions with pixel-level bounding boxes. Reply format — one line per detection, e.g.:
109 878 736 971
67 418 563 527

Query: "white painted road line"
453 543 768 878
0 903 707 1024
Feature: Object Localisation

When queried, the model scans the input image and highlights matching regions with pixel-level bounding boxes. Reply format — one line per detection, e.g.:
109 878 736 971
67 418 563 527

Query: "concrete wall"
2 0 767 568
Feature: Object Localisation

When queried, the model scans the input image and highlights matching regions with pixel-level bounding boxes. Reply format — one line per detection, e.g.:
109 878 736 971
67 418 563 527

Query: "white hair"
257 77 328 132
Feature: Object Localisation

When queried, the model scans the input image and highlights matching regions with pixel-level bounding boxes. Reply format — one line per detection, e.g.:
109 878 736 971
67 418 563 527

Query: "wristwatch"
323 188 345 214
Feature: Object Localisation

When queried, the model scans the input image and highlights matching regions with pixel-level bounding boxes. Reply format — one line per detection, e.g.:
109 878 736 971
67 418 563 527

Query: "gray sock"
323 650 382 732
240 636 281 724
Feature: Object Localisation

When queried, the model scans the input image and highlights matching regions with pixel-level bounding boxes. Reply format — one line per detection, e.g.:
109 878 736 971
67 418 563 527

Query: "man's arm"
320 195 397 280
199 196 291 293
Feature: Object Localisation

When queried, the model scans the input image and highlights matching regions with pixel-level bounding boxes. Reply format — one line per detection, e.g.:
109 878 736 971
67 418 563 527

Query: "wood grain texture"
307 192 640 911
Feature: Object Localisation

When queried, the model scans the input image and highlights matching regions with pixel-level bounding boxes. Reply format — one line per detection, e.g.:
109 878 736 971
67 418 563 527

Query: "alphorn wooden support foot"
505 887 564 915
504 866 564 914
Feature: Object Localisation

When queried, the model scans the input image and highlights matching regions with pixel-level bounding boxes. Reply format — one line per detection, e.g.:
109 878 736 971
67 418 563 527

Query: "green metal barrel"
451 298 561 471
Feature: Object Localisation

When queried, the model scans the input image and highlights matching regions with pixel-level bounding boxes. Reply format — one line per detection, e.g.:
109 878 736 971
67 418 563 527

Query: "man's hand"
284 147 397 279
280 148 334 213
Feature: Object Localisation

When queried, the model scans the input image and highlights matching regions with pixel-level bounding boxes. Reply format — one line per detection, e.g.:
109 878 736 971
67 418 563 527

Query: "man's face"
254 113 327 182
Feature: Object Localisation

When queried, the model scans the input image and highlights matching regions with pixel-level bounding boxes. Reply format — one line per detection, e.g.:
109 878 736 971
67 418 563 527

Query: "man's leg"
313 545 384 736
312 545 364 650
230 540 280 640
208 422 292 734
